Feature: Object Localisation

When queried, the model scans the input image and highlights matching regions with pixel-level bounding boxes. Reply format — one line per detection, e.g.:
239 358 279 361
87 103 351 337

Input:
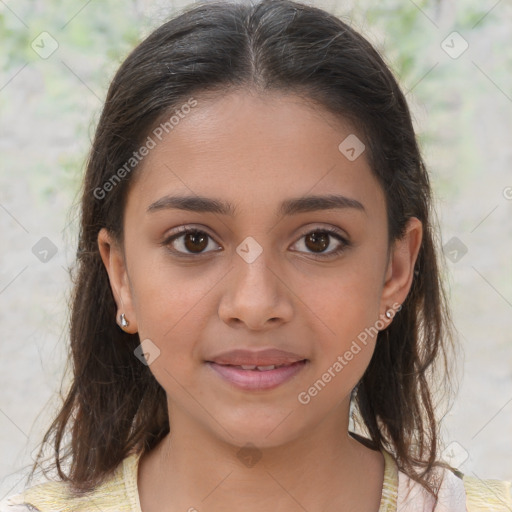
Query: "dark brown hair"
29 0 457 500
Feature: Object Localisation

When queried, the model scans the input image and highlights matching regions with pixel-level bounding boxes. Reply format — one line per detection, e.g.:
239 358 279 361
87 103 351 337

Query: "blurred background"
1 0 511 499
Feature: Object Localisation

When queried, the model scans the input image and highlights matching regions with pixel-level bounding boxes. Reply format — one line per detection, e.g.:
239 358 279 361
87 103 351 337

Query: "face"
98 90 422 449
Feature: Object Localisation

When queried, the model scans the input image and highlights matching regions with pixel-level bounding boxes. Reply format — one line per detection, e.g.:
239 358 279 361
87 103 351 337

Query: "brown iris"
184 231 209 253
305 231 329 252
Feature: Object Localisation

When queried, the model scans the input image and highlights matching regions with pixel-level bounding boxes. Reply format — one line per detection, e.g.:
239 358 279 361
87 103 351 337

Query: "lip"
206 359 308 391
206 348 308 366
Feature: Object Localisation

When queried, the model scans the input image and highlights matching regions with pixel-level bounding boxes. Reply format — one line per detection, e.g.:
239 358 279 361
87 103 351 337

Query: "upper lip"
207 348 308 366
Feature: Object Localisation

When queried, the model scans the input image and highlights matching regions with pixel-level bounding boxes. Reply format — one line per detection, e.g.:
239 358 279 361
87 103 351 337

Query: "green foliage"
344 0 505 197
1 0 507 202
1 0 143 200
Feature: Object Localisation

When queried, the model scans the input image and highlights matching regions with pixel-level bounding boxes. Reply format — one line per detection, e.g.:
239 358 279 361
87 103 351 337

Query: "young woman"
2 1 510 511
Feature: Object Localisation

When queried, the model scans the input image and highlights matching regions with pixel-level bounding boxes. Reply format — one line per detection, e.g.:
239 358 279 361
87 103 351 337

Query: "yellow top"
1 450 510 511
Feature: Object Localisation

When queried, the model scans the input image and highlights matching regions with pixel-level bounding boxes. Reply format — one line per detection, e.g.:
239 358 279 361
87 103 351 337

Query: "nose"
218 247 294 331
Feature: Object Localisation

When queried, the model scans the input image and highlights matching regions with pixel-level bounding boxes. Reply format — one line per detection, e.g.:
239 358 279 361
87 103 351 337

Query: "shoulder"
0 500 40 512
433 467 512 511
0 479 115 512
0 482 61 512
395 454 512 512
463 474 512 511
0 454 140 512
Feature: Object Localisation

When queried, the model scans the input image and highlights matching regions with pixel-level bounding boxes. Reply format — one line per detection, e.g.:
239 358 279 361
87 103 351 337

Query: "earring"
119 313 129 329
385 305 400 319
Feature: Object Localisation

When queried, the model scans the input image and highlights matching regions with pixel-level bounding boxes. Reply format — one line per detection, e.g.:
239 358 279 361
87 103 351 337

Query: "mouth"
205 359 309 391
208 361 306 371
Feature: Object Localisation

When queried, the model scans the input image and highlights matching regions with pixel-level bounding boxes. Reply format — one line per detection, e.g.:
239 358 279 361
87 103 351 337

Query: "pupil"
185 231 208 252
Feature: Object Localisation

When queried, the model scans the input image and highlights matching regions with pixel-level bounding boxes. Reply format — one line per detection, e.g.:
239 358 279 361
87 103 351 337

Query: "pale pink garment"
397 466 467 511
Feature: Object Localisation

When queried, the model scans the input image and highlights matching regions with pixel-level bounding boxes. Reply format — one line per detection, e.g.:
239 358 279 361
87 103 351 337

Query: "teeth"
239 364 277 371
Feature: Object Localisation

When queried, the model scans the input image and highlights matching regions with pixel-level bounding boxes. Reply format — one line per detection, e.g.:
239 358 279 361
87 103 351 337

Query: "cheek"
128 247 214 336
296 259 383 386
300 260 383 339
298 289 380 410
130 265 211 392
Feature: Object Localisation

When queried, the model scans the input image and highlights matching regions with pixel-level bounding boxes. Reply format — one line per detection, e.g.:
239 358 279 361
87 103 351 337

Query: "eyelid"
165 224 214 239
294 224 349 241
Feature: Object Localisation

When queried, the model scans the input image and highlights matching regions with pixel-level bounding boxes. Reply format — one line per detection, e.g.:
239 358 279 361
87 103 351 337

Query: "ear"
379 217 422 324
97 228 138 334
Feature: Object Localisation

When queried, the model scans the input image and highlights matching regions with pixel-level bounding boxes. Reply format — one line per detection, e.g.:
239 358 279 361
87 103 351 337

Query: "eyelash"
161 225 350 259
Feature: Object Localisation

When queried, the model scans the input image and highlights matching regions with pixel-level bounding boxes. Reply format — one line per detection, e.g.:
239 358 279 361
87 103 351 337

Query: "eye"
162 227 221 257
291 227 350 258
161 225 350 259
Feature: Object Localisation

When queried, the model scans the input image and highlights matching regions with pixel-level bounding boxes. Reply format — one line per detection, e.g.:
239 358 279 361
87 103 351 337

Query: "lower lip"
206 360 308 391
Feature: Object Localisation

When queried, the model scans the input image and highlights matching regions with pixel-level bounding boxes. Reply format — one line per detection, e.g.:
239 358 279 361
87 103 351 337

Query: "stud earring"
384 304 402 319
119 313 129 329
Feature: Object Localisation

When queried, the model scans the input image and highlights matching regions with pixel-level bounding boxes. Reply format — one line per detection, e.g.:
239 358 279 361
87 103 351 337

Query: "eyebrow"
146 194 366 217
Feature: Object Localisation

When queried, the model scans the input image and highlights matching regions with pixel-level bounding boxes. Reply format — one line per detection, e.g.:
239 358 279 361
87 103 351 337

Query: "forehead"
125 90 385 220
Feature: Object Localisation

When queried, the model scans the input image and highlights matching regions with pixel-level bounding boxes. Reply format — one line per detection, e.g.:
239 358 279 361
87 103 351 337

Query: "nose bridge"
233 235 277 299
219 235 293 328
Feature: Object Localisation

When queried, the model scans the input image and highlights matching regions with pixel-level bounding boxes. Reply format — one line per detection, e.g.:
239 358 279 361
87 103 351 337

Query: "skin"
98 89 422 512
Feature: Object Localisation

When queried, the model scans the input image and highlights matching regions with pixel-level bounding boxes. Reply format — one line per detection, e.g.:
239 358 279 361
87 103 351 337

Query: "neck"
138 402 384 512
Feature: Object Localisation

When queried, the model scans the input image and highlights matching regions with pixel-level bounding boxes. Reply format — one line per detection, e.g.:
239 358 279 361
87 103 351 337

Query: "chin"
207 412 306 451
